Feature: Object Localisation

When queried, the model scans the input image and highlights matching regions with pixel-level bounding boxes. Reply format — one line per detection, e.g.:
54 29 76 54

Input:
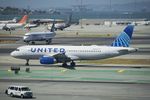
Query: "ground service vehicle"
5 85 33 98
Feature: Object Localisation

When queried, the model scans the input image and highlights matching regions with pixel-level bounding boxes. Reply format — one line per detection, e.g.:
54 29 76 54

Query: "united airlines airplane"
11 25 137 67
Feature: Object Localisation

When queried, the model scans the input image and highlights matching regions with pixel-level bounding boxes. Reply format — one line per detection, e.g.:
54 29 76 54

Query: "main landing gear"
25 59 29 66
62 61 76 68
62 62 67 67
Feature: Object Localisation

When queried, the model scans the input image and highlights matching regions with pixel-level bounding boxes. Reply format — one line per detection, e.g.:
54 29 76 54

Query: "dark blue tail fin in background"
50 20 55 32
111 25 134 47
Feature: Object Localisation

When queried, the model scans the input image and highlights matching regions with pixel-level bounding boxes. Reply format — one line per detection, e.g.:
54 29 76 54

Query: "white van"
5 85 33 98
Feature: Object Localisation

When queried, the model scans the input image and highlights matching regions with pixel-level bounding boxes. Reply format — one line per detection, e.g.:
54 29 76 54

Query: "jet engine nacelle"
40 56 56 64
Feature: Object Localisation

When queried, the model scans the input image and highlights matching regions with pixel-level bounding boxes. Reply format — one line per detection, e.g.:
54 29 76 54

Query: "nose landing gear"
62 61 76 69
25 59 29 66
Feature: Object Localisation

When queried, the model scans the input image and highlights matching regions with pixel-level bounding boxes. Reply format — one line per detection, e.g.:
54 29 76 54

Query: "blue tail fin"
111 25 134 47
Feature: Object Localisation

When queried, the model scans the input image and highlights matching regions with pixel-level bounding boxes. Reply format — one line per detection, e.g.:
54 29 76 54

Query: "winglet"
111 25 134 47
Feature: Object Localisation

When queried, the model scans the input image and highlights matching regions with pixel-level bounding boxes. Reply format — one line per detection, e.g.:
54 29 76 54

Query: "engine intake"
40 56 56 64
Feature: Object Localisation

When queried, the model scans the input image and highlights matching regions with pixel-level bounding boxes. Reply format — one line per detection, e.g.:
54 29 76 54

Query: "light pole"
109 0 112 12
134 0 137 12
80 0 83 28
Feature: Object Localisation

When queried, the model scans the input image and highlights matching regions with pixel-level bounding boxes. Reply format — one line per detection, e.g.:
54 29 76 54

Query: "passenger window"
10 87 14 90
19 88 21 91
15 87 18 91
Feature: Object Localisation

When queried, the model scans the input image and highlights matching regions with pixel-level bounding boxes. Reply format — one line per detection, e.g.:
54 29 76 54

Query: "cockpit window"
15 49 20 51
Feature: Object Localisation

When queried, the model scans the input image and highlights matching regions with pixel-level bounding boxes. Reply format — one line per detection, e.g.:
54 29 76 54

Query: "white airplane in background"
23 21 56 44
54 14 72 31
11 25 137 68
0 15 28 32
0 17 17 24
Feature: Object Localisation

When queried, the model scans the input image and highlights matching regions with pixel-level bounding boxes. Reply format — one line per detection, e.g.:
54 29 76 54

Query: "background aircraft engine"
40 56 56 64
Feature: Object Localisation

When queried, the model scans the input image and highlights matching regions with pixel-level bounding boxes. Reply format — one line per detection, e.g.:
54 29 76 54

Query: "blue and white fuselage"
11 45 137 60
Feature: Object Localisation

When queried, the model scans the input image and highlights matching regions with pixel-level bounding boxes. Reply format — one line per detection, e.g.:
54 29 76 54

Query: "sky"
0 0 149 10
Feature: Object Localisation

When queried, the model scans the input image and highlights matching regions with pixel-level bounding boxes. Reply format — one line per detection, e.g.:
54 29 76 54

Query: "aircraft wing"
66 55 79 60
45 53 79 63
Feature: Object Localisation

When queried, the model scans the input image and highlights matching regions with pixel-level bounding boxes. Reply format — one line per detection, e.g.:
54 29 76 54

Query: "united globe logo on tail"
111 25 134 47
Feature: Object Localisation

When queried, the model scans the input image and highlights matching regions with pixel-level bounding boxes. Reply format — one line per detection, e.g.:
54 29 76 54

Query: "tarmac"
0 81 150 100
0 67 150 83
0 25 150 100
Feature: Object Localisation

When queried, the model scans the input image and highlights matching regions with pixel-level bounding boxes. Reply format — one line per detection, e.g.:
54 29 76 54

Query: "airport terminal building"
79 19 150 26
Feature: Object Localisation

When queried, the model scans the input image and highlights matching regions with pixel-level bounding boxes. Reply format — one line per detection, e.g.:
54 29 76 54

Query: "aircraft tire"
70 61 76 67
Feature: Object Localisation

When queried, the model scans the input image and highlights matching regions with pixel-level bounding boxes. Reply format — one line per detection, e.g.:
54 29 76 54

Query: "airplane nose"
10 50 22 59
10 51 14 56
10 51 16 57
